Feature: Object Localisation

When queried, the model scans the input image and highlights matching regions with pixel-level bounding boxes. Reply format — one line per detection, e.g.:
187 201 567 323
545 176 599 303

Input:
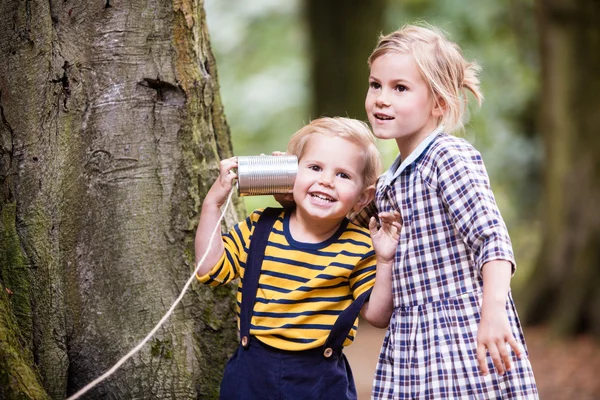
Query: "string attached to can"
66 187 236 400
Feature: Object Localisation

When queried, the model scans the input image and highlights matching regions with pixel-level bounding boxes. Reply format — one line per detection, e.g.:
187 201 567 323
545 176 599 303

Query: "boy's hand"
369 211 402 263
206 157 238 207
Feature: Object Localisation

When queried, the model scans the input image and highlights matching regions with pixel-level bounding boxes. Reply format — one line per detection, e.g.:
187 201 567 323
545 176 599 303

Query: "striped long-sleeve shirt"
197 208 376 351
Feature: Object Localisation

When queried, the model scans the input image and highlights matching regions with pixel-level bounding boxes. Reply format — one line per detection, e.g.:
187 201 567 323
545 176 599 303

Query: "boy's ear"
354 184 376 213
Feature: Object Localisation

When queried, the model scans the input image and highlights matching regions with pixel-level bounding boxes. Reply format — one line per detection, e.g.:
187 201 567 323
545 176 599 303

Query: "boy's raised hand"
369 211 402 263
206 157 238 207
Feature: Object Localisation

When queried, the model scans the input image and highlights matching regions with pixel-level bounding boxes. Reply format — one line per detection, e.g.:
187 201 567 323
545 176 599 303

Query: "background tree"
521 0 600 338
306 0 385 120
0 0 240 398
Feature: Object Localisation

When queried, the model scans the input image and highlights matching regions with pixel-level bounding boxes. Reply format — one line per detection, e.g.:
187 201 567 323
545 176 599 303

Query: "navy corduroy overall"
219 208 371 400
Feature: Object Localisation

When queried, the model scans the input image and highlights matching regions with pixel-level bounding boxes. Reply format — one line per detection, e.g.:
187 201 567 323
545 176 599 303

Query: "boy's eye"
309 165 321 172
395 85 407 92
369 81 381 89
337 172 350 179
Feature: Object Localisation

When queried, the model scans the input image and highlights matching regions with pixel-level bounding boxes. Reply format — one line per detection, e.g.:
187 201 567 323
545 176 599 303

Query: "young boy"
195 117 396 399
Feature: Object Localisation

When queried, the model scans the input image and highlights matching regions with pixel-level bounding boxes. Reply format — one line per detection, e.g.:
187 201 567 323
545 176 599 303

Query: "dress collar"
382 126 444 187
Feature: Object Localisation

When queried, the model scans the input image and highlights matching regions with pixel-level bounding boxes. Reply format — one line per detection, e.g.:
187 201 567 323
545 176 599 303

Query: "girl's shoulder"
417 133 484 185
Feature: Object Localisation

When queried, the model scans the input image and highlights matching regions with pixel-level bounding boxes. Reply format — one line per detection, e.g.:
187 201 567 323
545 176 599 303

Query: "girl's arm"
194 157 238 276
360 211 401 328
476 260 523 376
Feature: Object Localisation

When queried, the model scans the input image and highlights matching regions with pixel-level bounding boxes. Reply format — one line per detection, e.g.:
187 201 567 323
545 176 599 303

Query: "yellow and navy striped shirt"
197 208 377 351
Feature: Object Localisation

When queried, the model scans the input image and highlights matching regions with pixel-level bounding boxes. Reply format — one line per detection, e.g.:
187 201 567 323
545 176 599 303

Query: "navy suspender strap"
239 207 282 348
238 207 374 356
323 287 372 354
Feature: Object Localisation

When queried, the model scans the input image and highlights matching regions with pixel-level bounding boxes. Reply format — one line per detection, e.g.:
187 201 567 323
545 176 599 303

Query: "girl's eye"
309 165 321 172
337 172 350 179
369 81 381 90
395 85 407 92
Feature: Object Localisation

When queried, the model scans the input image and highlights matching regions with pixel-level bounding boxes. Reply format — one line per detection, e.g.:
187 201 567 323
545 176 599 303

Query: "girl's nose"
375 90 390 107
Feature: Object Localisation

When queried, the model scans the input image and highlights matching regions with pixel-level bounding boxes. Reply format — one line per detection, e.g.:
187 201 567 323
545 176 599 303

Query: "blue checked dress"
371 129 538 399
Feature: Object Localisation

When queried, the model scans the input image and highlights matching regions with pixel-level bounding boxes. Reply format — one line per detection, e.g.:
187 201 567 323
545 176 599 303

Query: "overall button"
241 336 249 348
323 347 333 358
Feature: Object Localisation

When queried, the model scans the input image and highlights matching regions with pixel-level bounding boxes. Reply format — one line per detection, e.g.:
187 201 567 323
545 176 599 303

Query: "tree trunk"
0 0 241 398
521 0 600 337
305 0 385 120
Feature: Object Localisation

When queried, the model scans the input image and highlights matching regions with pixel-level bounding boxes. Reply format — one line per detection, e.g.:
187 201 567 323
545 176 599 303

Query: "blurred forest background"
205 0 600 398
0 0 597 398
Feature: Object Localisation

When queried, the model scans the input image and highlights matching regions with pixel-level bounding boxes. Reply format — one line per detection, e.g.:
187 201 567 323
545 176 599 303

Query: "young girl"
195 117 397 399
364 24 539 399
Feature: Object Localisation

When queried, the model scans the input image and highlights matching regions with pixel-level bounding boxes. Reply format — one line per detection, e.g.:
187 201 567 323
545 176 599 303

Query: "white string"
67 188 235 400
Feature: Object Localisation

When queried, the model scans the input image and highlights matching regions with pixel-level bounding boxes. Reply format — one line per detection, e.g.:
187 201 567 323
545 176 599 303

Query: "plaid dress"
371 131 538 399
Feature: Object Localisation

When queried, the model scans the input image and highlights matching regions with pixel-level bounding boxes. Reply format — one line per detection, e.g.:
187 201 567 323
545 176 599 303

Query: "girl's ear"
432 96 446 118
354 185 376 213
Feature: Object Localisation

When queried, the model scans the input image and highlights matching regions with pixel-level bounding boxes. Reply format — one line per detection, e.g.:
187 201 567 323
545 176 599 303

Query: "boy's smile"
291 134 370 240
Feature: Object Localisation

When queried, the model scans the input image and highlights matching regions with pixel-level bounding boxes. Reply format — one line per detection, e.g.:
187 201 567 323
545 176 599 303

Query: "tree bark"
521 0 600 337
0 0 240 398
305 0 385 120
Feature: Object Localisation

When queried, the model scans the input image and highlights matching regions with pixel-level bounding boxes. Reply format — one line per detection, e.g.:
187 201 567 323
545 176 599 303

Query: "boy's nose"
318 173 334 187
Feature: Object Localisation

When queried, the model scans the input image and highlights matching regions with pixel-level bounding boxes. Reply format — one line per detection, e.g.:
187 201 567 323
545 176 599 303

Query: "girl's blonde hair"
368 24 483 133
287 117 382 189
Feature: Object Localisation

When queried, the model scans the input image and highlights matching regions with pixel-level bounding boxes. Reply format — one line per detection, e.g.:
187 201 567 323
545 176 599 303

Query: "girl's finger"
476 343 489 376
507 335 523 363
488 342 505 375
498 340 511 372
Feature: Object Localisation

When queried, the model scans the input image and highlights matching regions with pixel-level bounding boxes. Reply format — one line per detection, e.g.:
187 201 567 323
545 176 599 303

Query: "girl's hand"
270 151 296 208
369 211 402 263
476 305 523 376
206 157 238 207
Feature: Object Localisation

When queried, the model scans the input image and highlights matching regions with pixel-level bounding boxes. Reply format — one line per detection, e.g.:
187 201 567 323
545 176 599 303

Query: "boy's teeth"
312 193 333 202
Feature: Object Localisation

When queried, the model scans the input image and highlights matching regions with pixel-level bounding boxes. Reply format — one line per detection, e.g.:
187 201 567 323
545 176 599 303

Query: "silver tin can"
236 155 298 196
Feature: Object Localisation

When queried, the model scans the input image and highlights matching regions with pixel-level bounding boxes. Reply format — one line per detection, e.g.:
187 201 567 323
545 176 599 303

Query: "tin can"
236 155 298 196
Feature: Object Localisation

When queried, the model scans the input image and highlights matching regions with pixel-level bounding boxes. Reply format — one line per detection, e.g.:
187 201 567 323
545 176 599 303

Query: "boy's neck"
288 209 344 244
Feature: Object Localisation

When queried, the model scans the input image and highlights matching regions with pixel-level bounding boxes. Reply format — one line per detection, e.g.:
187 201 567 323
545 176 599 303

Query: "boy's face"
293 134 371 223
365 52 442 157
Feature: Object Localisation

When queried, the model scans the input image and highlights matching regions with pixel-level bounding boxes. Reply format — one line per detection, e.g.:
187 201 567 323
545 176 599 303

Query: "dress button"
323 347 333 358
241 336 248 348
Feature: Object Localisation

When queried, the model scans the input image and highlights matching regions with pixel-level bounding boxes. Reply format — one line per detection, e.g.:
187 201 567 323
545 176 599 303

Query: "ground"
346 323 600 399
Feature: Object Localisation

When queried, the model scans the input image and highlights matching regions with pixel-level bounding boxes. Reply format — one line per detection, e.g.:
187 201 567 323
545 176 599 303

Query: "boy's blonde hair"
368 24 483 133
287 117 382 189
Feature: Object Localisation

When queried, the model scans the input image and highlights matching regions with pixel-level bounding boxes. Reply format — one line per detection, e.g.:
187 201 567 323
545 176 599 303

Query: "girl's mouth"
374 113 394 121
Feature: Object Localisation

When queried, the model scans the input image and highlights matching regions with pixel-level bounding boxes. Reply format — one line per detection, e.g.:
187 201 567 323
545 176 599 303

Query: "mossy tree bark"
305 0 385 120
0 0 241 398
521 0 600 337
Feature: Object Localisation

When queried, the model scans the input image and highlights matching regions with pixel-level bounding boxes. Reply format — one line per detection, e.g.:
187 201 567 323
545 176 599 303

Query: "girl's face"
292 134 371 224
365 52 443 158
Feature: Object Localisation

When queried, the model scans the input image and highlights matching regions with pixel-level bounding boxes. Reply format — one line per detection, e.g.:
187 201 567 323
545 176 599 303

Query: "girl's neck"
396 124 441 159
289 209 343 243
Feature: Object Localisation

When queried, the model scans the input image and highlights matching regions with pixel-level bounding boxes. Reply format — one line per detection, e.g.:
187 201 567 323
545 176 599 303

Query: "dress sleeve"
196 210 259 286
436 146 516 273
350 200 378 229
